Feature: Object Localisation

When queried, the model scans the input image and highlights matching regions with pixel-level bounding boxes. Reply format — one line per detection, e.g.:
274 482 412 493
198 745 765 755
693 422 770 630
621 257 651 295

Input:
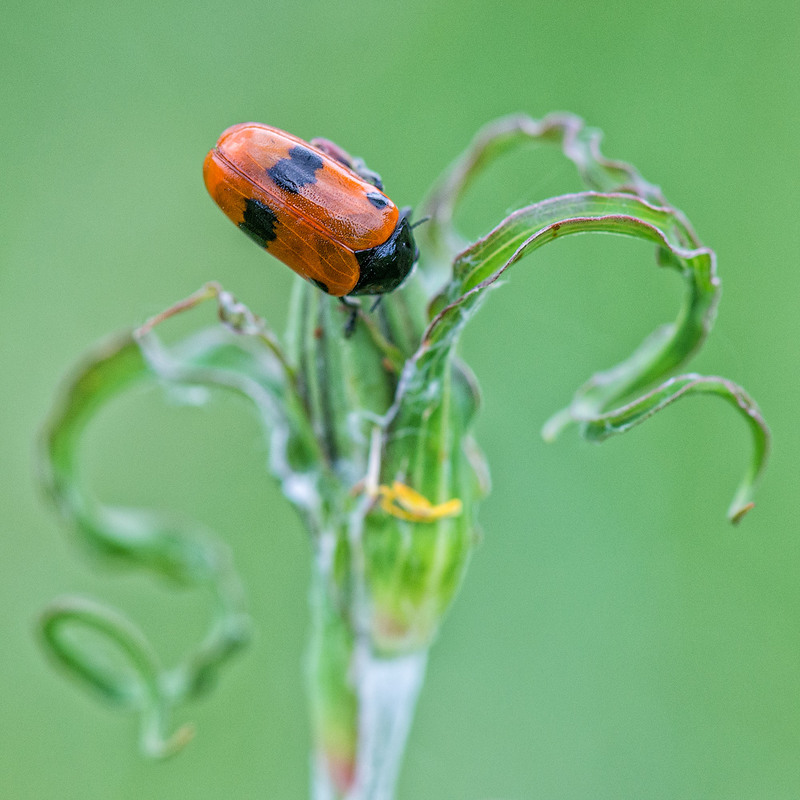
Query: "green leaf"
419 112 670 274
37 283 322 752
41 597 193 758
576 374 770 523
428 193 716 384
390 184 764 521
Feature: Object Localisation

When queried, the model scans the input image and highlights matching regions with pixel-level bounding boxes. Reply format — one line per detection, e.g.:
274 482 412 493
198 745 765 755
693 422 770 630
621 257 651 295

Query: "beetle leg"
338 296 361 338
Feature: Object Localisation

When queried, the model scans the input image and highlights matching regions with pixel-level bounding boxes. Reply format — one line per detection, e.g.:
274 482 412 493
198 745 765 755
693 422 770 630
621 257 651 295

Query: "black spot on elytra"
366 191 389 209
267 146 324 194
239 198 278 248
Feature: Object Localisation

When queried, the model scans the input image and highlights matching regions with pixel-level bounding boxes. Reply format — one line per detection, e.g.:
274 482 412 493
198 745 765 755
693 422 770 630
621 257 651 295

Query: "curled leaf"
419 112 672 272
37 286 324 752
576 374 770 523
41 597 193 758
390 153 766 521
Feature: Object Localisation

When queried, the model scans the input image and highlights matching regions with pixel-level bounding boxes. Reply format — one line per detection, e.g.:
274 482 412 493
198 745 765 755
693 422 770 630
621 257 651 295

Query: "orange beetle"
203 123 417 297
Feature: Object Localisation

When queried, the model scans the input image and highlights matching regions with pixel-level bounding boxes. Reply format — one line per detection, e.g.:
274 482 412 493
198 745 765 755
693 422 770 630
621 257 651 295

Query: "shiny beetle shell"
203 123 417 296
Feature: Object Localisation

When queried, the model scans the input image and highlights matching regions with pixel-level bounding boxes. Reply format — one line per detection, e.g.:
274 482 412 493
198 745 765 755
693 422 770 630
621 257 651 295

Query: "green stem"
308 558 359 798
307 536 428 800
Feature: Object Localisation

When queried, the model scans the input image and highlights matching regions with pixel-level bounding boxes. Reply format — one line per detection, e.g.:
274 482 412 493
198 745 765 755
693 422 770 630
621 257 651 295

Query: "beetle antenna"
410 216 430 230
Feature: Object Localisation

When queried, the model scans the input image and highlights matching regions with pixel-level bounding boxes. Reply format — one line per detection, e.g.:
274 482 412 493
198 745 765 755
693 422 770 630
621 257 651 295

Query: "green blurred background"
3 0 799 797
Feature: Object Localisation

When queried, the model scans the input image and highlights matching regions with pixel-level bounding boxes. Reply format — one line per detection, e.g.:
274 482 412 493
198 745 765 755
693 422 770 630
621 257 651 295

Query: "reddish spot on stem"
326 752 357 793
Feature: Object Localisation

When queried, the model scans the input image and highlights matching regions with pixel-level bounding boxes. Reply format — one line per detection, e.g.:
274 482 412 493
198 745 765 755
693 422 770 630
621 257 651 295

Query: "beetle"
203 123 418 301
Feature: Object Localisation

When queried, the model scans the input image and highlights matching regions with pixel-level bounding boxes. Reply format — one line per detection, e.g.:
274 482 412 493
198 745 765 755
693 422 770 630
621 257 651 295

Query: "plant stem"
350 643 427 800
308 557 427 800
